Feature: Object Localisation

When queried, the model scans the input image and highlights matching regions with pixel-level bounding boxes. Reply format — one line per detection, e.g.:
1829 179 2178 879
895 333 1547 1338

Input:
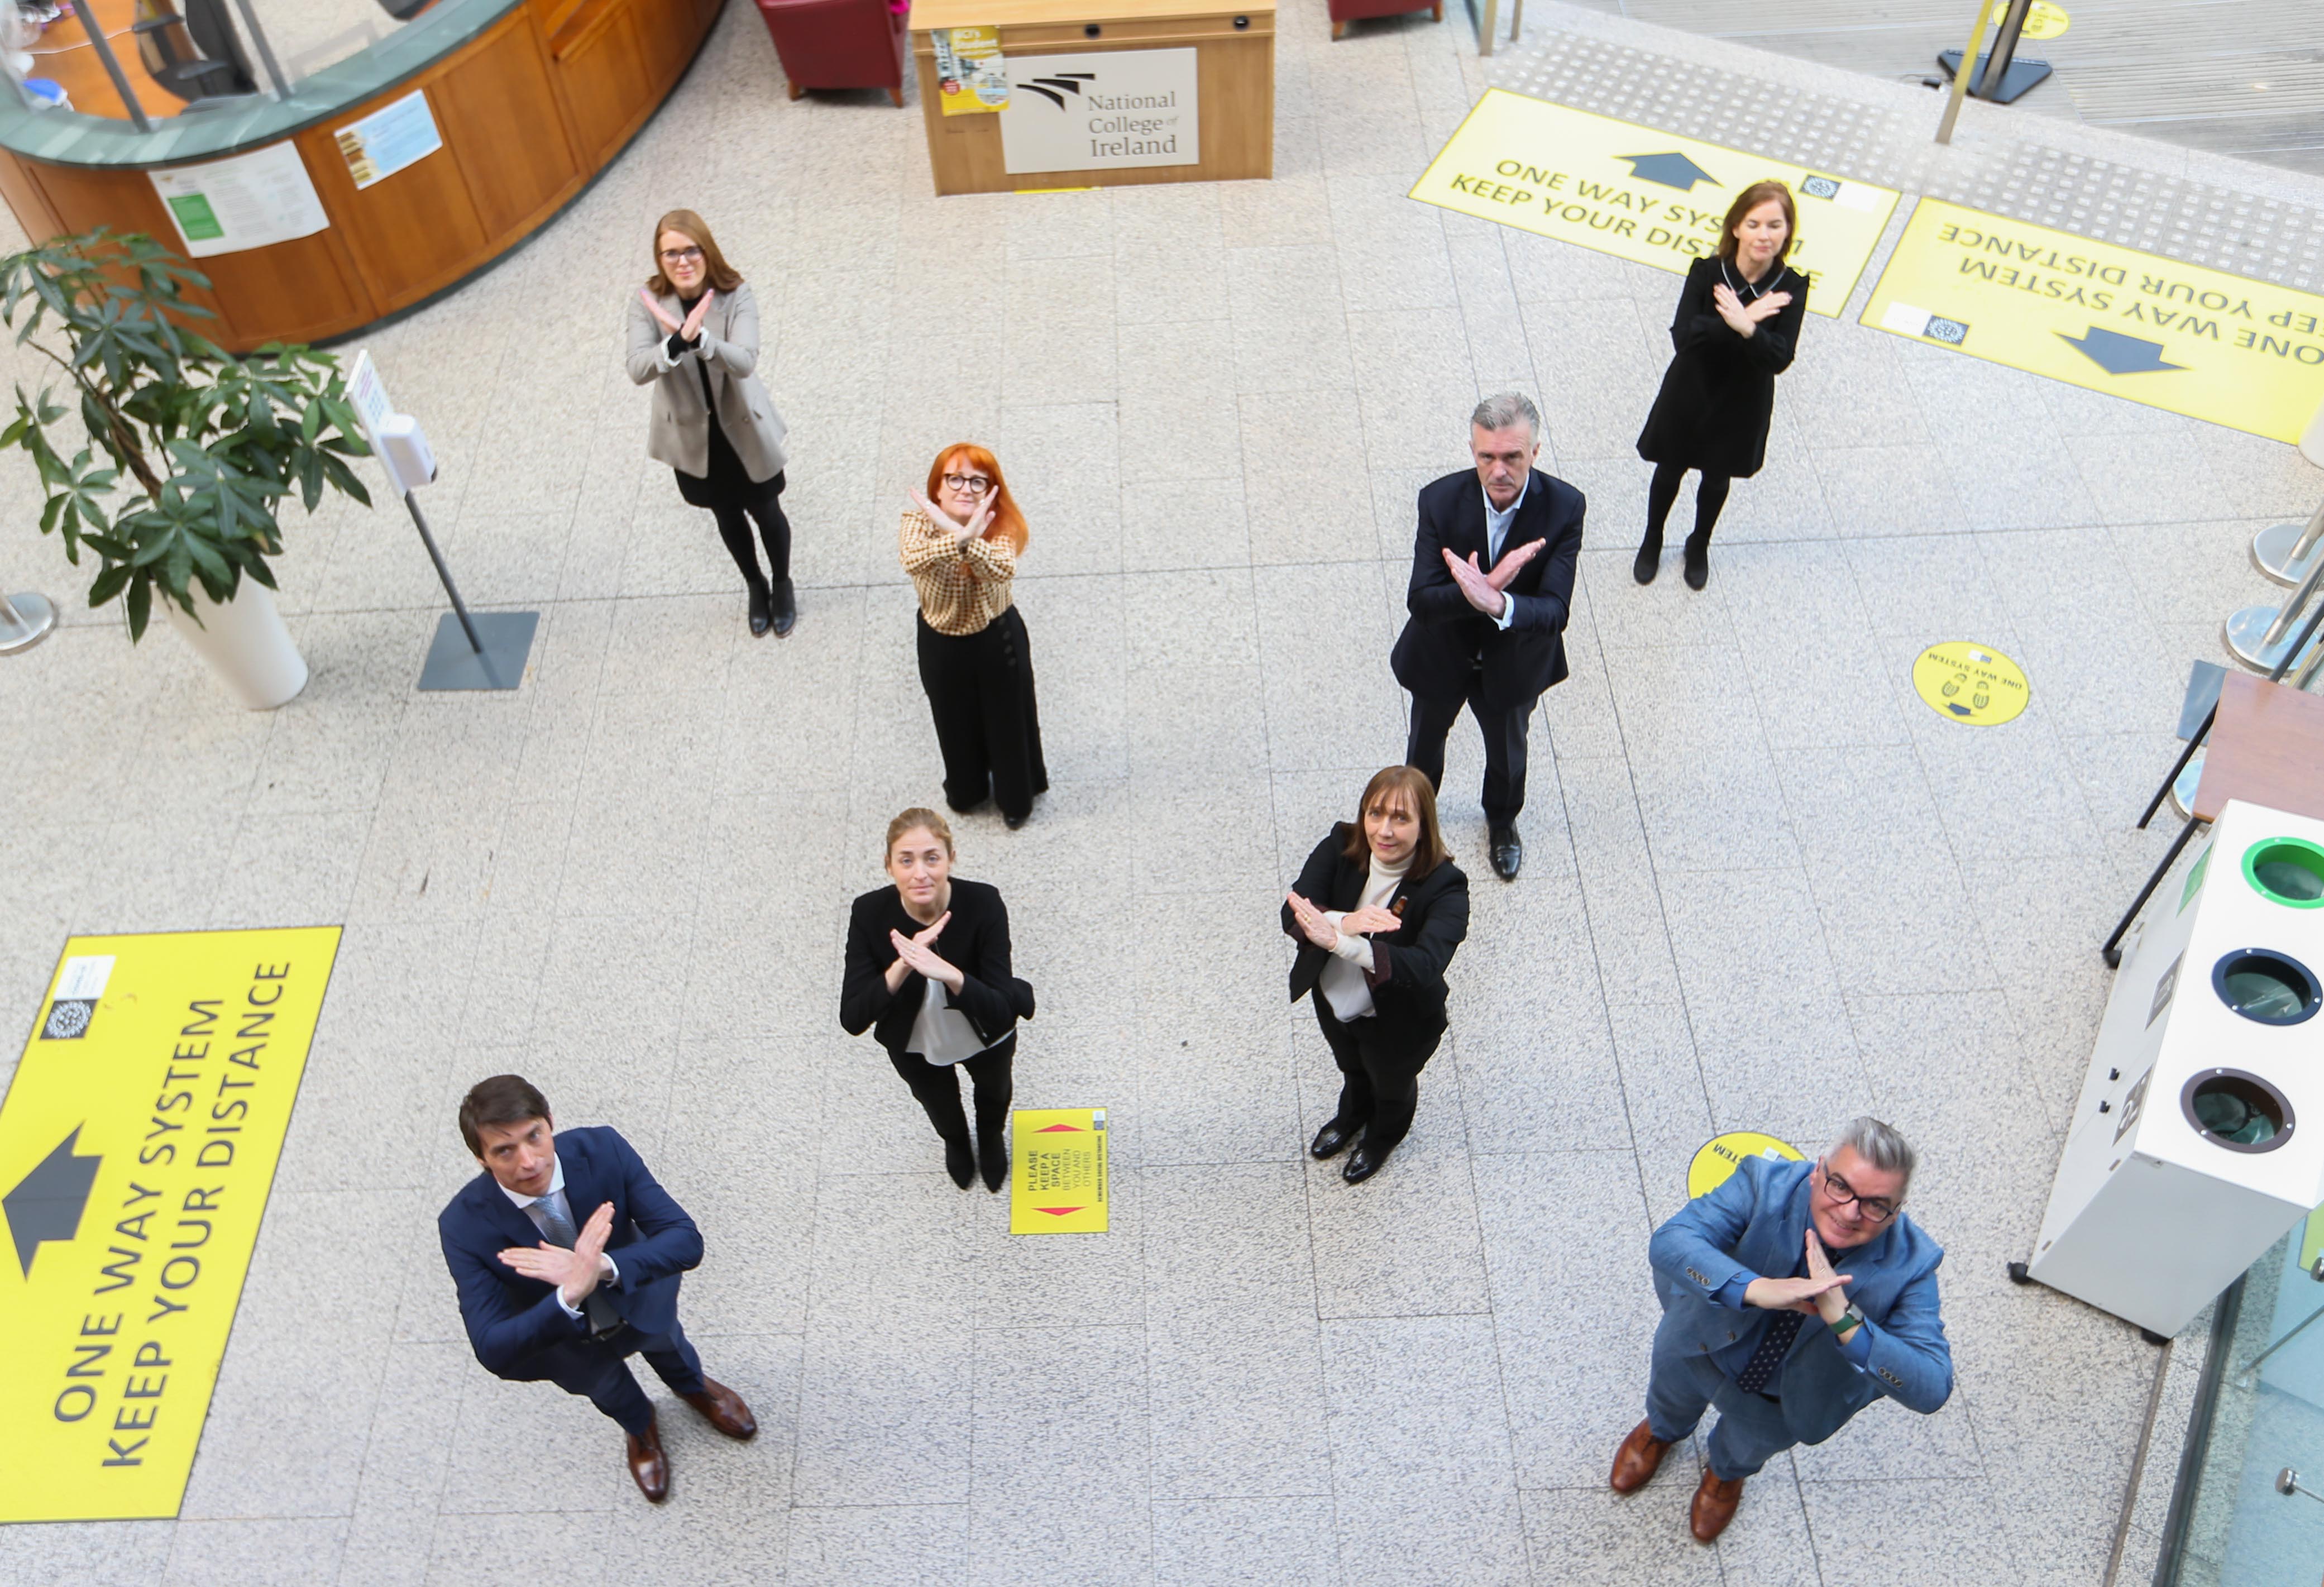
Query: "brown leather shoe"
626 1415 669 1502
1609 1419 1671 1494
681 1377 758 1440
1690 1467 1744 1542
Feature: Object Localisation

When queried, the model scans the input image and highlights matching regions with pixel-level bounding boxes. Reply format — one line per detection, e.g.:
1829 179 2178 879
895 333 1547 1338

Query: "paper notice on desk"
933 26 1008 114
333 89 443 189
149 144 328 259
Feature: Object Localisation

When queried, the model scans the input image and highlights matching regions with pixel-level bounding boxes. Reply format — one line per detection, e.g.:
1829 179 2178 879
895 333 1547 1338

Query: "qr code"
1924 317 1969 345
41 998 94 1040
1800 175 1840 199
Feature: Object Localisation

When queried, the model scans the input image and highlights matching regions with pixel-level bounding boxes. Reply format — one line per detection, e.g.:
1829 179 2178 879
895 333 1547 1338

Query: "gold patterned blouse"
900 508 1019 637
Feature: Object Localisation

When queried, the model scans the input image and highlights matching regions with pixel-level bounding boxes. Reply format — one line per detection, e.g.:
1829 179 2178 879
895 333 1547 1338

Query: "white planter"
162 577 307 710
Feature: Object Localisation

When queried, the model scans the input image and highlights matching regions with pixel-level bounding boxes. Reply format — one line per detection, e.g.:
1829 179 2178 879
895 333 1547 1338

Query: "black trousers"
1406 671 1533 823
552 1319 707 1438
888 1040 1013 1146
1314 1000 1441 1152
917 607 1049 822
709 472 791 592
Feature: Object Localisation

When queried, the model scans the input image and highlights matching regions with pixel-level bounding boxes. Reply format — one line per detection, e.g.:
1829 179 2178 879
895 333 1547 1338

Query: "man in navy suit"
1612 1118 1953 1542
438 1075 757 1501
1390 392 1585 882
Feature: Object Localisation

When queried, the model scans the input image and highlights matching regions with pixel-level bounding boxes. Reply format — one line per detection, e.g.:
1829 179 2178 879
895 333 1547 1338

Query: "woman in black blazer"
1634 180 1807 592
841 808 1034 1191
1283 766 1471 1184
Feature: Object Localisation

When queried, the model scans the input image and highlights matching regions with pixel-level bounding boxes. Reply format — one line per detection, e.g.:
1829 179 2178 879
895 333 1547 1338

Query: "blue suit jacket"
438 1125 704 1382
1649 1156 1953 1446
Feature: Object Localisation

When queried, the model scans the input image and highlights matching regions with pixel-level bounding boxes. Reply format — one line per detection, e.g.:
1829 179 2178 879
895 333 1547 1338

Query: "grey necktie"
529 1193 621 1335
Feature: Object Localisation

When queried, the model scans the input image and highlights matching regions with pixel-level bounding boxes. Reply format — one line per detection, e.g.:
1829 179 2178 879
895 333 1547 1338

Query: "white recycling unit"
2028 799 2324 1336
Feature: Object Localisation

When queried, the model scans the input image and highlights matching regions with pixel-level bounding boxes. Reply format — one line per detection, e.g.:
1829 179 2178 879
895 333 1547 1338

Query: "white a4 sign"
998 49 1200 175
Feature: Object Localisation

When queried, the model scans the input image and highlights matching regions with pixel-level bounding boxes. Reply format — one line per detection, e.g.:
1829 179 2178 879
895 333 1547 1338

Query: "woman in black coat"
842 808 1034 1191
1283 766 1471 1184
1634 180 1808 592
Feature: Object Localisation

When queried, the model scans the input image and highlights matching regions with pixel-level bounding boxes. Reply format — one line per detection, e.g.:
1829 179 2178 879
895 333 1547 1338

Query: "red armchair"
1328 0 1440 39
755 0 910 106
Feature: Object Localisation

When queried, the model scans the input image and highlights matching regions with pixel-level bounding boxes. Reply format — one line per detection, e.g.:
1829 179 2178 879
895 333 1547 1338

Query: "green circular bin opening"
2182 1069 2295 1154
2245 839 2324 909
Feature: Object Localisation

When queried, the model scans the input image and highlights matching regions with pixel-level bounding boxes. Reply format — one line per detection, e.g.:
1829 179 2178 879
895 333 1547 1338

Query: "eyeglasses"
1816 1159 1900 1223
943 474 993 495
660 246 704 265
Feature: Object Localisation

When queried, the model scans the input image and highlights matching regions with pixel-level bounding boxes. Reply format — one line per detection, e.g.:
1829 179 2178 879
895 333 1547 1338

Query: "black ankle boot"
979 1134 1007 1192
1633 530 1662 584
747 584 772 636
1683 532 1711 591
944 1136 974 1189
771 579 796 637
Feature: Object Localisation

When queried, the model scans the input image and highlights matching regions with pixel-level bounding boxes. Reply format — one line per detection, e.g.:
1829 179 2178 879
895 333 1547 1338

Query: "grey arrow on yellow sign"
1864 198 2324 441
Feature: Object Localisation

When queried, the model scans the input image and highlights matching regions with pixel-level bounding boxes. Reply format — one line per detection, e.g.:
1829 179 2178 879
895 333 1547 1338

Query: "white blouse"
1318 851 1412 1022
907 975 998 1067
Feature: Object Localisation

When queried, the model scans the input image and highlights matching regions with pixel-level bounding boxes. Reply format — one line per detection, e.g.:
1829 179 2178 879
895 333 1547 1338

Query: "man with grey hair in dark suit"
1389 393 1585 881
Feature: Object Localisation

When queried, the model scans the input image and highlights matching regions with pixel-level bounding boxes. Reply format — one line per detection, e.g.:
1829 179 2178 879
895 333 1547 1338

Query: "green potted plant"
0 228 373 708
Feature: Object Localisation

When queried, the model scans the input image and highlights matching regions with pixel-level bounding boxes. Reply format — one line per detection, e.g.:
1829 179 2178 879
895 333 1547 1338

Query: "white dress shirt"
499 1154 619 1318
907 976 1000 1066
1319 851 1413 1021
1480 476 1529 632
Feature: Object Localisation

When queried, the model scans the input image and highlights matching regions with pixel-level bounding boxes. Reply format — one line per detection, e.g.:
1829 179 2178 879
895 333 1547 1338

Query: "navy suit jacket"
1649 1155 1953 1447
1389 467 1585 713
438 1125 704 1382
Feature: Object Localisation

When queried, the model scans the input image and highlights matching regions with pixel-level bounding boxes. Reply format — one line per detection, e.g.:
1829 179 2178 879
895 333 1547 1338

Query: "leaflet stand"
347 352 535 692
0 589 55 655
1937 0 2053 104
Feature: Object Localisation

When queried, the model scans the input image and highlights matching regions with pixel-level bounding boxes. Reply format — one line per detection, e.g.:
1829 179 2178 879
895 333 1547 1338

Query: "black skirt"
673 355 777 509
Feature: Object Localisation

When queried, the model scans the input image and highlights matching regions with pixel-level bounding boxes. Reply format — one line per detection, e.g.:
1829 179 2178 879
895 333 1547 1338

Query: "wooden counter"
0 0 724 350
910 0 1271 195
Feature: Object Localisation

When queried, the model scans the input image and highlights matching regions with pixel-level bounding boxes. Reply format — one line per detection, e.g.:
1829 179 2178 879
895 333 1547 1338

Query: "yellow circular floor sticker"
1987 0 2068 39
1912 641 2030 726
1687 1132 1804 1199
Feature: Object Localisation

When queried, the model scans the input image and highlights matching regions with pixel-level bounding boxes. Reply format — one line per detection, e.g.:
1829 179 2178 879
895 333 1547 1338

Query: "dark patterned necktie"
531 1195 621 1335
1735 1308 1805 1394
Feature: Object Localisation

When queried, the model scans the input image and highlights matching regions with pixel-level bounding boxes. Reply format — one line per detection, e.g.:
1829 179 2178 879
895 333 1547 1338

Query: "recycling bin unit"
2027 799 2324 1336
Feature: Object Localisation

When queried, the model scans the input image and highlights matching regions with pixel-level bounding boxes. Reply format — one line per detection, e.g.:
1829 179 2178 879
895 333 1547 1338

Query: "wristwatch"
1834 1308 1865 1339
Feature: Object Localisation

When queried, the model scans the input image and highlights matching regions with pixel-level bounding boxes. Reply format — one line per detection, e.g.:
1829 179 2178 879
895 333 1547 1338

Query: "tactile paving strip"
1490 31 2324 295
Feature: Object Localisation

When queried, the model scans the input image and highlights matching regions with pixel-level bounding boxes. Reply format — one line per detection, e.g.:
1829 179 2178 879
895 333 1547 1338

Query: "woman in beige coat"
625 209 796 635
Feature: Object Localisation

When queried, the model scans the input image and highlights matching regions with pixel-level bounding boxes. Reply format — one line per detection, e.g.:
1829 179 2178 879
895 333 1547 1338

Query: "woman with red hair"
901 446 1048 828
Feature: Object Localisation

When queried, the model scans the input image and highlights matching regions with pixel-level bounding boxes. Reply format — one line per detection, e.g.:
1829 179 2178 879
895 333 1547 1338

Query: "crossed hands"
1442 536 1542 619
640 286 716 344
1286 891 1400 953
910 490 994 548
1742 1226 1853 1326
891 911 965 991
499 1201 614 1310
1711 283 1791 338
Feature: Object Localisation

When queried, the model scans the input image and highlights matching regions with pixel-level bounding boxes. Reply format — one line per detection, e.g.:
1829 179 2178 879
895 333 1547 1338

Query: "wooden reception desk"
0 0 723 351
910 0 1273 195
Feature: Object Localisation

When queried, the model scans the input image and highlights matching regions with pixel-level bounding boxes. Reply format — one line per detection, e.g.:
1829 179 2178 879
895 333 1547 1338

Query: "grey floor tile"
1308 1127 1490 1317
164 1518 350 1586
1518 1483 1719 1585
1152 1497 1338 1586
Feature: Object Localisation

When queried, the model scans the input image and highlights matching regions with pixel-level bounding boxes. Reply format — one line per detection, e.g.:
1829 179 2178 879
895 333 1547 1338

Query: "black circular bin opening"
2212 949 2323 1026
2182 1069 2296 1153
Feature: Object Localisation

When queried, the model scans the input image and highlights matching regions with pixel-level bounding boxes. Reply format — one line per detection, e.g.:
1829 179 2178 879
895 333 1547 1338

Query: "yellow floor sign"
1411 89 1902 319
0 928 341 1523
1008 1107 1109 1234
1688 1132 1804 1199
1864 199 2324 442
1911 640 2031 726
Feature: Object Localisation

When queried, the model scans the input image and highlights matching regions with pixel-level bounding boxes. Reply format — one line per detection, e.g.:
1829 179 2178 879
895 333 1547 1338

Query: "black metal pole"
402 490 485 656
1978 0 2032 97
2103 815 2202 967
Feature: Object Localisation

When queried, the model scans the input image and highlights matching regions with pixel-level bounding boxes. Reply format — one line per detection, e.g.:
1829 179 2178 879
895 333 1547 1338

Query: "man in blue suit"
1612 1117 1953 1542
438 1075 757 1501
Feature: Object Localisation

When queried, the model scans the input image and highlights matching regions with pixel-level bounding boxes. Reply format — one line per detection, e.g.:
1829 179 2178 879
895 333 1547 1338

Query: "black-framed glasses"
943 474 993 495
660 246 704 265
1816 1159 1900 1223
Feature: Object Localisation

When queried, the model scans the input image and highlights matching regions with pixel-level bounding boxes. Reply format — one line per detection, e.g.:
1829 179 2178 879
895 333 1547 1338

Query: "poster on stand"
934 26 1008 115
147 145 329 259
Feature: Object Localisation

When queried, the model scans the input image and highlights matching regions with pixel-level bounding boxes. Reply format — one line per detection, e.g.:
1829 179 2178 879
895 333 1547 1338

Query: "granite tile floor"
2 0 2320 1581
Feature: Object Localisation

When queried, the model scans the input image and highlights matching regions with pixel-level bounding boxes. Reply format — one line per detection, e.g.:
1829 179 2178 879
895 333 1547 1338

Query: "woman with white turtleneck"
1282 766 1472 1184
